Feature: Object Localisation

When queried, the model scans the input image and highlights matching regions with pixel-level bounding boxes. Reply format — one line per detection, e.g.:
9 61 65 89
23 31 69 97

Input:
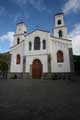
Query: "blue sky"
0 0 80 55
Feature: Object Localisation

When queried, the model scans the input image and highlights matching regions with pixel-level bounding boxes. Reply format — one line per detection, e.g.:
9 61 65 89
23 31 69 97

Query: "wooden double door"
32 59 42 79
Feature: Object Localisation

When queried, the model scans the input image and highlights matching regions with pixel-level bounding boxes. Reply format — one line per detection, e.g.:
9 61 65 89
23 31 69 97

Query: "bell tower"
54 13 68 39
13 22 27 45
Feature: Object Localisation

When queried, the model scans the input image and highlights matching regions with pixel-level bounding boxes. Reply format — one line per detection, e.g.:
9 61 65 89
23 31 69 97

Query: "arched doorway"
32 59 42 79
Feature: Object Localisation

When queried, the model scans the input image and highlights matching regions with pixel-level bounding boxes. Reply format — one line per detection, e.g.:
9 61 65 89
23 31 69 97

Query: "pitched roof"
26 29 50 36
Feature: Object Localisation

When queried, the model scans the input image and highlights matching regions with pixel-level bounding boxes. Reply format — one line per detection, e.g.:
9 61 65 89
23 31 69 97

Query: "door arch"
32 59 42 79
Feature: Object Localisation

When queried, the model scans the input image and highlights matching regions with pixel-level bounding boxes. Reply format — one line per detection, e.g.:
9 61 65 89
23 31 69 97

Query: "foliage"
0 60 8 72
11 74 17 79
73 55 80 72
73 55 80 63
0 52 11 64
52 74 58 80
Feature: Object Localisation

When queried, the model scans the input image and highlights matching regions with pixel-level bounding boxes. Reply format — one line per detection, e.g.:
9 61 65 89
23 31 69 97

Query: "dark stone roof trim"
51 36 72 42
55 13 64 16
26 29 50 36
16 22 24 25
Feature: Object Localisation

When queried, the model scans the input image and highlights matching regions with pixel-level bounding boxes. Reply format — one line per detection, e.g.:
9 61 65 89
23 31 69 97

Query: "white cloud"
69 24 80 55
11 0 27 8
29 0 46 11
0 32 15 47
63 0 80 14
11 0 47 12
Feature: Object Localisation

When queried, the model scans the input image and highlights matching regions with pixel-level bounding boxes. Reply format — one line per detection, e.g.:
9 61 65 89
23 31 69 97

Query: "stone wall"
8 73 23 79
8 72 75 80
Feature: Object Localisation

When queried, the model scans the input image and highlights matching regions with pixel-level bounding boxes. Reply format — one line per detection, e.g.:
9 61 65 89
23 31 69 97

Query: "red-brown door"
32 59 42 79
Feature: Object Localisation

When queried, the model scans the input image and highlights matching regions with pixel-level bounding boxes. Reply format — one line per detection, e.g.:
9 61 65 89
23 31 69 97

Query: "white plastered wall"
54 27 68 39
24 30 49 73
49 38 71 73
10 42 24 73
24 30 50 56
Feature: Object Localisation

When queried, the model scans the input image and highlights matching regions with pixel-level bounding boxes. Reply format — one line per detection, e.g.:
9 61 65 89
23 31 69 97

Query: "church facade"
10 13 73 79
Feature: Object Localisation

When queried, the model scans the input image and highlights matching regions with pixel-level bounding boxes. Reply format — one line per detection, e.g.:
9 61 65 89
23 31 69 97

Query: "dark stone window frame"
43 40 46 49
16 54 21 64
59 30 63 38
29 42 32 51
57 20 62 25
17 38 20 44
57 50 64 63
34 37 40 50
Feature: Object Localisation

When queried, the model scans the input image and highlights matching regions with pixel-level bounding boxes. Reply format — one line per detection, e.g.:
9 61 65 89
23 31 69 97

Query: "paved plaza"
0 79 80 120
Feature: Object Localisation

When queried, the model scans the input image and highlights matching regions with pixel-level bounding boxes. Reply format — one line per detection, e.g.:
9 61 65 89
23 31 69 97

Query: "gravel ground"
0 79 80 120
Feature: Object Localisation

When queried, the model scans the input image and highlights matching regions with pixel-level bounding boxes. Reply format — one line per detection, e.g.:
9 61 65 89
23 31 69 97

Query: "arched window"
58 20 61 25
17 38 20 44
29 42 32 51
59 30 63 38
34 37 40 50
43 40 46 49
57 51 64 63
16 54 21 64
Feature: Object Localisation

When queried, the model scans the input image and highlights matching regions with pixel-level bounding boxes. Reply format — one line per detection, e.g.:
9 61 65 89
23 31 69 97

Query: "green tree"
0 60 8 72
73 55 80 72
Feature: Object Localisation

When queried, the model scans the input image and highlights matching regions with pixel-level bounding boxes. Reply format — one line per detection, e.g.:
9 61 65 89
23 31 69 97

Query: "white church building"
10 13 74 79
